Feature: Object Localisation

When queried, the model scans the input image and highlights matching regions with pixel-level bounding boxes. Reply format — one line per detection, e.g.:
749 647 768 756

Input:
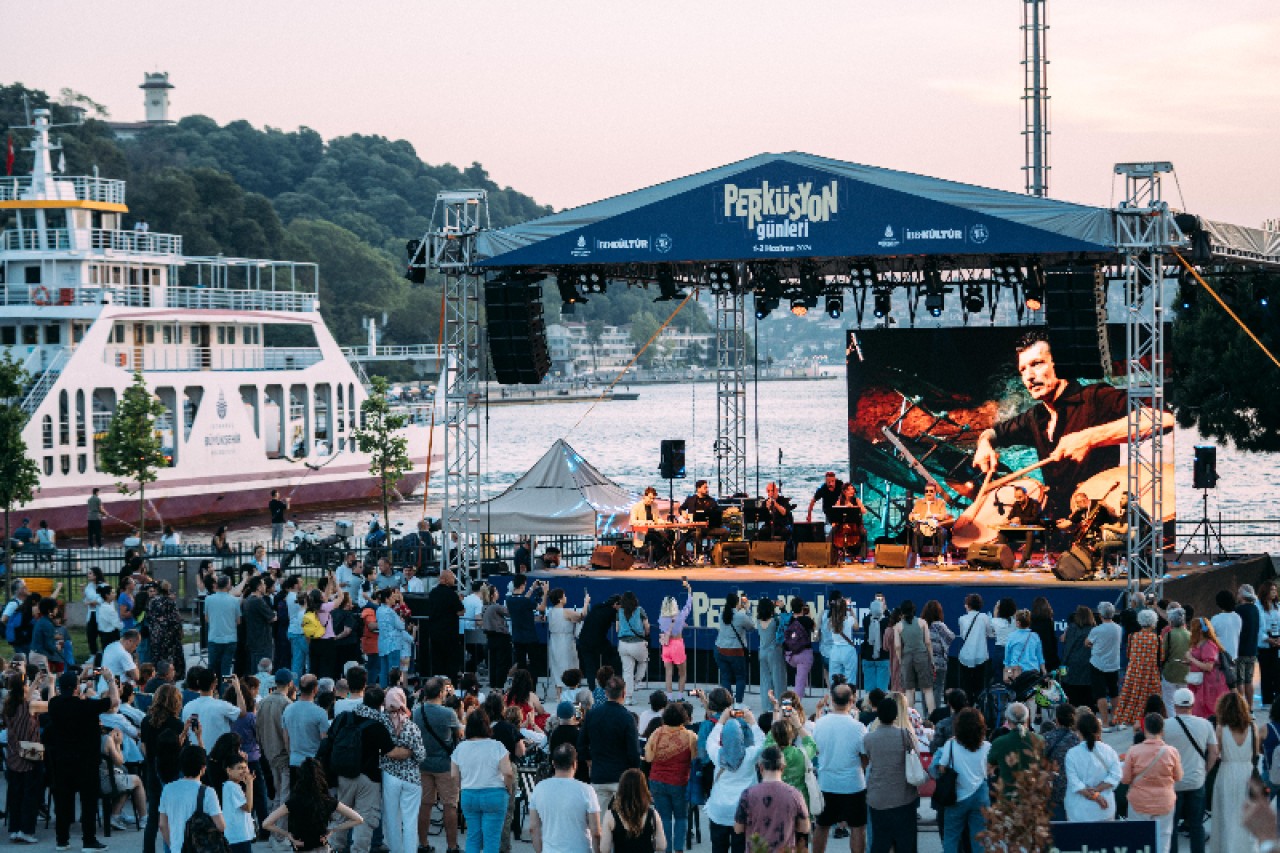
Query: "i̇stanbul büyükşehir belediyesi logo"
723 179 839 241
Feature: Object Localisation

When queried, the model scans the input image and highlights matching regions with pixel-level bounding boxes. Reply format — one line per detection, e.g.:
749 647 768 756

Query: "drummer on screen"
971 329 1172 518
909 483 954 558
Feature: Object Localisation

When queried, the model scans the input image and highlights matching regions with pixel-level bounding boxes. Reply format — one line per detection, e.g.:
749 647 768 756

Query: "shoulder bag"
903 727 928 787
801 748 825 816
931 739 959 810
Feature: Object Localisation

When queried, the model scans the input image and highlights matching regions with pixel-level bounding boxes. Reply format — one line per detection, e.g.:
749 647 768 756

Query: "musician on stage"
831 482 868 562
757 481 794 542
805 470 845 524
679 480 727 564
972 329 1173 518
1055 490 1121 545
999 484 1042 567
909 483 954 559
630 486 671 565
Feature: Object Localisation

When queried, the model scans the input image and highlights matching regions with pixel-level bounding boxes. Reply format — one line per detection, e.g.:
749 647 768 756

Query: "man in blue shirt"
281 674 330 769
204 575 242 678
506 576 546 673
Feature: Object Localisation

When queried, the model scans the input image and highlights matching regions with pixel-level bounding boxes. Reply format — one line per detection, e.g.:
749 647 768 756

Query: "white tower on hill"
140 72 174 123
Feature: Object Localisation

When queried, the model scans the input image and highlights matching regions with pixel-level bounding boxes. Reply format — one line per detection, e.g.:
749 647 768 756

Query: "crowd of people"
3 549 1280 853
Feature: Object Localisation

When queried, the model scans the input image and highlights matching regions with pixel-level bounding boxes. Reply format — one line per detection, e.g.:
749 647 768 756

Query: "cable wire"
1173 249 1280 370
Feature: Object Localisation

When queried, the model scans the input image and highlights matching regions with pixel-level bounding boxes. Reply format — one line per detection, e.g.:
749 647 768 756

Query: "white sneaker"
110 816 130 831
17 834 39 844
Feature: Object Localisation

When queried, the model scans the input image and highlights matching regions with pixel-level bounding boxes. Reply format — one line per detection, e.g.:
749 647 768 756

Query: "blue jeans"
365 653 382 687
289 634 308 675
863 658 890 693
943 786 989 853
715 649 748 703
650 779 689 852
1170 785 1206 853
380 652 400 687
758 647 787 714
208 641 236 678
461 787 508 853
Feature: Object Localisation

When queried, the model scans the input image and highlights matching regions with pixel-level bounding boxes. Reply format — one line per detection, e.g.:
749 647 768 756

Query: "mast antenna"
1021 0 1051 197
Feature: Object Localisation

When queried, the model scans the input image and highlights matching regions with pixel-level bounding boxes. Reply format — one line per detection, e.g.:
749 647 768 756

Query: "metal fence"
1173 516 1280 559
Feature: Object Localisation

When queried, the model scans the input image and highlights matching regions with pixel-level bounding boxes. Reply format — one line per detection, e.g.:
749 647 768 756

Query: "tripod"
1176 488 1227 564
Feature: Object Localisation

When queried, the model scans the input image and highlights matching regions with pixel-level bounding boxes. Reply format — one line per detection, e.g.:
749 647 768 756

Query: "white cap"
1173 687 1195 707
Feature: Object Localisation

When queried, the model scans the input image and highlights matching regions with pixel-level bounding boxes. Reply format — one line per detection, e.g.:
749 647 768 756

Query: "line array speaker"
1043 264 1107 380
485 273 550 385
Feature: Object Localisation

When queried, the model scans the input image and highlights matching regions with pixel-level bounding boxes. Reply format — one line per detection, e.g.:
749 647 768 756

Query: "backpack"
784 617 811 654
181 784 231 853
773 612 792 646
1218 648 1238 688
318 711 370 780
5 608 23 644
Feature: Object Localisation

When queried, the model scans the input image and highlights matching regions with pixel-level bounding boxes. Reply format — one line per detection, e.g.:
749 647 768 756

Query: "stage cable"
1173 250 1280 370
563 289 695 437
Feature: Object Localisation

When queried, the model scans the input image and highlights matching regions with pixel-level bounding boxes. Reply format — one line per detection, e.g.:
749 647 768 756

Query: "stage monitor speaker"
1193 445 1219 489
715 541 751 566
1043 263 1107 380
796 542 834 566
589 546 634 572
659 439 686 479
751 540 788 565
966 542 1015 570
485 274 550 385
874 544 914 569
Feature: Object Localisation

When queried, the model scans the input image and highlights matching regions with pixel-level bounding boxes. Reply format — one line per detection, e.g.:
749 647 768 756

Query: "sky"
5 1 1279 227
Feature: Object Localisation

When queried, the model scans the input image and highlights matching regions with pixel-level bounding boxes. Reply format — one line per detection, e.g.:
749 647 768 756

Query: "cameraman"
48 665 120 851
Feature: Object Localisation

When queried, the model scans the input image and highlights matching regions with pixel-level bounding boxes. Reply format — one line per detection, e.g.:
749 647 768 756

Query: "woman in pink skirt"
659 579 693 697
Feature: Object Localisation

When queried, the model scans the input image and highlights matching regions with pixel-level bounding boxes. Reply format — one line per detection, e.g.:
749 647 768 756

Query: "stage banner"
1051 820 1156 853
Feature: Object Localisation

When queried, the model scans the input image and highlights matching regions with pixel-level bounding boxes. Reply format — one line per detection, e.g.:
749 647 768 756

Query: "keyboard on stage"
632 521 709 530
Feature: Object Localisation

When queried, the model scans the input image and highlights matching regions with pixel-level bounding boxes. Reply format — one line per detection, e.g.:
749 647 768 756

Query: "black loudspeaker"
966 542 1015 570
589 546 634 571
796 542 834 566
1043 264 1106 380
485 273 550 385
1193 445 1219 489
751 541 788 565
874 544 914 569
659 439 686 479
715 541 751 566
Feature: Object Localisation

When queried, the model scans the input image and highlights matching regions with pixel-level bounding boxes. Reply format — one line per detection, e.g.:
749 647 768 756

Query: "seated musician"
831 482 868 562
998 485 1042 567
1094 492 1130 569
909 484 954 559
679 479 727 564
757 481 794 542
1054 490 1121 544
630 486 671 565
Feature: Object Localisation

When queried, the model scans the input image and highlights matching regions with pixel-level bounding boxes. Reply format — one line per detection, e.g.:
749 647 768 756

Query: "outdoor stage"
522 552 1275 650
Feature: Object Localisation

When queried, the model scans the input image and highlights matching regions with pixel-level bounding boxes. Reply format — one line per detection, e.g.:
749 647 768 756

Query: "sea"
191 378 1280 556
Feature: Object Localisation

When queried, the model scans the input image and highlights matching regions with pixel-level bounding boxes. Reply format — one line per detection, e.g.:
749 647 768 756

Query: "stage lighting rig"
1022 263 1044 311
826 294 844 319
851 263 878 287
654 266 687 302
790 298 809 317
576 269 608 294
755 295 780 320
705 265 737 294
873 287 892 319
923 268 945 317
556 270 588 305
962 283 985 314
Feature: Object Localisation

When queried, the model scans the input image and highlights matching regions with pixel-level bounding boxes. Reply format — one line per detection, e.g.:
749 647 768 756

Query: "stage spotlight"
798 262 822 295
790 298 809 317
706 265 736 294
654 267 687 302
924 269 945 317
755 295 780 319
577 269 607 294
556 272 588 305
1022 267 1044 311
962 284 985 314
851 263 878 287
873 288 892 318
826 294 844 319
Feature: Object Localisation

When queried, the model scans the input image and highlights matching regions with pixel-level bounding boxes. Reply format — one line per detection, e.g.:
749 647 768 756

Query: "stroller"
979 671 1066 728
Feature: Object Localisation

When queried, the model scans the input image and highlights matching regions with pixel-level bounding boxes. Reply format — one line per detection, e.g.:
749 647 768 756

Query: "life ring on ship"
115 352 128 367
30 285 51 306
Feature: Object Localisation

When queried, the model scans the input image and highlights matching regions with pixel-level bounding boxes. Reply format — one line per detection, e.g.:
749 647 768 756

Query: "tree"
353 375 412 535
0 354 40 572
585 319 605 376
97 372 168 535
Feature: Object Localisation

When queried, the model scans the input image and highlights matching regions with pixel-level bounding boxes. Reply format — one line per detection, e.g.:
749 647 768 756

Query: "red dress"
1189 640 1228 718
1114 630 1161 725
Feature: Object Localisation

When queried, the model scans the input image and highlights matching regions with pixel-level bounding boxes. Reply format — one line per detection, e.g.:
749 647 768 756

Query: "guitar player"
909 483 954 559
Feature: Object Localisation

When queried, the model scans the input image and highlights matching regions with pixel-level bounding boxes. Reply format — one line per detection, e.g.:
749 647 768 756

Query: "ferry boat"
0 109 433 537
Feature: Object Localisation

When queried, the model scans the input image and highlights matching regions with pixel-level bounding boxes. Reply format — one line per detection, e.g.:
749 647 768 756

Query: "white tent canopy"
477 439 636 536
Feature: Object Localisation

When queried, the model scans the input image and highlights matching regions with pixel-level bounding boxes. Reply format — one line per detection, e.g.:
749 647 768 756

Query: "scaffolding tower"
1022 0 1051 197
1113 162 1181 595
428 190 489 582
714 285 749 497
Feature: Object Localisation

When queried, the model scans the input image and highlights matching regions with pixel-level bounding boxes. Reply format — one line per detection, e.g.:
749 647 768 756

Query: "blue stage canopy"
476 152 1117 268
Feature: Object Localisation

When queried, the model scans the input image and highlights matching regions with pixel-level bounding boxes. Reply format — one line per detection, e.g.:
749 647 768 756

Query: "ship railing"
103 345 325 371
163 286 318 312
1 229 72 251
0 175 127 205
89 228 183 255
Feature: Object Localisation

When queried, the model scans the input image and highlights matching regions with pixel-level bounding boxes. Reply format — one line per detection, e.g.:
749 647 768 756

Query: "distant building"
107 72 176 140
544 322 715 377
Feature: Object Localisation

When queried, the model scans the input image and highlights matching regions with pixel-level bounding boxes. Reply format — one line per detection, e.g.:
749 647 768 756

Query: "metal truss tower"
1113 163 1180 595
1022 0 1051 197
714 287 748 497
428 190 489 582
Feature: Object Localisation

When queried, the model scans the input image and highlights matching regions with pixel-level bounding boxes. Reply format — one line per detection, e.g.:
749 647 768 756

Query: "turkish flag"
4 134 13 176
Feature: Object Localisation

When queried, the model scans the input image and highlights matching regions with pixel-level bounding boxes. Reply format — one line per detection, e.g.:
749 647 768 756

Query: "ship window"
111 266 122 285
24 267 40 285
0 327 13 346
43 457 52 476
89 265 100 285
226 326 237 345
72 323 87 344
217 327 226 345
144 325 154 344
76 390 86 447
78 454 87 474
59 390 70 445
243 326 259 345
163 325 174 345
42 415 53 449
113 325 126 344
44 325 61 345
22 326 37 346
60 455 70 475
